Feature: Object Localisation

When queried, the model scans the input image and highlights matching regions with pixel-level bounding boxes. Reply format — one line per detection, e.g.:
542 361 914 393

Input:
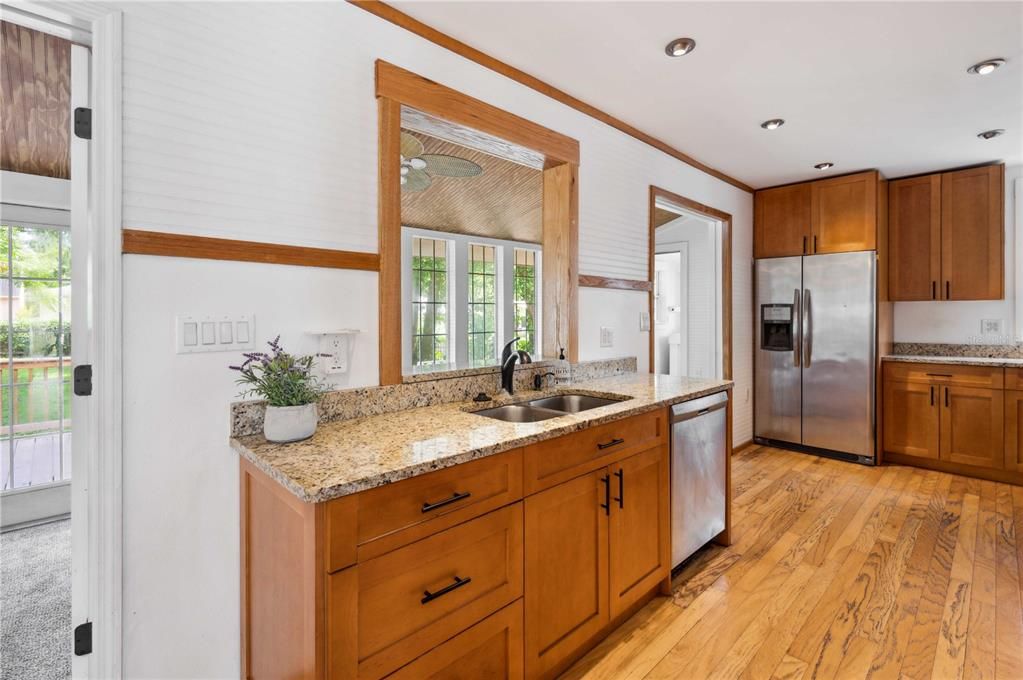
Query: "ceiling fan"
401 132 483 192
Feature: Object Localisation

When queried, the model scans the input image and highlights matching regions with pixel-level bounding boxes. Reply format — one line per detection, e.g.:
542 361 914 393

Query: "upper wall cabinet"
889 164 1003 301
754 171 878 258
754 183 811 258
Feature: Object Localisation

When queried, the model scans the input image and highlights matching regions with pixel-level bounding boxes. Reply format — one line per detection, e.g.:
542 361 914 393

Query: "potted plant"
230 336 325 443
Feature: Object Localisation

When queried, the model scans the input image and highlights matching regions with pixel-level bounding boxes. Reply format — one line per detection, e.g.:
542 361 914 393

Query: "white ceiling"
392 1 1023 189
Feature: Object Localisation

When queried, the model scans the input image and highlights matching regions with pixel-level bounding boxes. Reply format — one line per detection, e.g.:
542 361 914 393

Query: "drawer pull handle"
421 491 472 513
597 438 625 450
926 373 952 378
421 575 472 604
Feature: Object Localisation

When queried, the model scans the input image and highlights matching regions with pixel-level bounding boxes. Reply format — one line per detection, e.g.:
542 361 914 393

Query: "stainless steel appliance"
754 251 876 464
671 391 728 568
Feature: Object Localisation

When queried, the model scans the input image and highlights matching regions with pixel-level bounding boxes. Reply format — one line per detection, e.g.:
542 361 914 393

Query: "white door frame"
73 11 124 679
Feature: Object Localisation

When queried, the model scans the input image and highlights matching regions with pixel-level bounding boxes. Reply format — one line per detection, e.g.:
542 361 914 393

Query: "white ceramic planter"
263 403 318 443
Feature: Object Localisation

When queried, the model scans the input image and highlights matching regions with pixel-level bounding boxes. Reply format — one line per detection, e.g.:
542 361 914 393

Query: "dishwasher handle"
671 391 728 423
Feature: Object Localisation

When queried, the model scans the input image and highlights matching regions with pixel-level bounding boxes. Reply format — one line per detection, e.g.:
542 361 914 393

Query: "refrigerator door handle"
793 288 801 368
802 288 812 367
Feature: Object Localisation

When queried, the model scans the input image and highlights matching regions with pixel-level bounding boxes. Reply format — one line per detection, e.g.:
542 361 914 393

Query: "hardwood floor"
563 446 1023 680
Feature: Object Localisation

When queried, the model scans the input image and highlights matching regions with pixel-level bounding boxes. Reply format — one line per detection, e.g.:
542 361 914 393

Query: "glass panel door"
1 221 72 491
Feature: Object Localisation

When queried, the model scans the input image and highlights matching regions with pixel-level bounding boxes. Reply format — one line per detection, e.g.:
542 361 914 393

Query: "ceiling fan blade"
402 168 432 192
400 132 424 159
420 154 483 178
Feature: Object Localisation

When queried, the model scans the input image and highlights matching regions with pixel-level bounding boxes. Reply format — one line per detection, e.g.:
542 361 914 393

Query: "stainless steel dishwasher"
671 390 728 568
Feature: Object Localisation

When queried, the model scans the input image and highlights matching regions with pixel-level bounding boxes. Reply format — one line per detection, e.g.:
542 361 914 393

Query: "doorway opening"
648 187 732 381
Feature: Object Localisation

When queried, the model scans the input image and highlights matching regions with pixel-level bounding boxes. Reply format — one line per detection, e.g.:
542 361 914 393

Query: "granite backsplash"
230 356 637 437
892 342 1023 359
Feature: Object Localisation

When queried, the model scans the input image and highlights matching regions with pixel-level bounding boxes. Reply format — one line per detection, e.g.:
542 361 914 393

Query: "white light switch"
600 326 614 348
201 322 216 345
183 322 198 347
177 315 255 354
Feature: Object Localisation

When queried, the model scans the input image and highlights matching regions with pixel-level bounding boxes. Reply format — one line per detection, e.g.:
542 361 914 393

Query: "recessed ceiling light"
967 58 1005 75
978 129 1005 140
760 119 785 130
814 162 834 170
665 38 696 57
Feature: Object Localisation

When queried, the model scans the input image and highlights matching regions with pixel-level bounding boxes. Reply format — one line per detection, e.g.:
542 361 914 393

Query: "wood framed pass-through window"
377 61 579 385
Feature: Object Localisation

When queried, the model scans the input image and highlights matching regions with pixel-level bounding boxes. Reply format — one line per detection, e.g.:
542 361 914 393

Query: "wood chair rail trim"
578 275 653 292
122 229 381 271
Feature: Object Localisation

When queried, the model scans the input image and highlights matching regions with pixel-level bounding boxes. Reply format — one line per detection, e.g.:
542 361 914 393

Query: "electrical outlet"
310 330 359 375
639 311 651 332
981 319 1004 336
177 314 254 354
600 327 614 348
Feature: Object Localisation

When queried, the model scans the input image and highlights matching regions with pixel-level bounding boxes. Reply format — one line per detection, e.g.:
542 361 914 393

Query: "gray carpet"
1 520 71 680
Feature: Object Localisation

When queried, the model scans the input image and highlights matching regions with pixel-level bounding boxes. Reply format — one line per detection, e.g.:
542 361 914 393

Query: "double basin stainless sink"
472 393 628 422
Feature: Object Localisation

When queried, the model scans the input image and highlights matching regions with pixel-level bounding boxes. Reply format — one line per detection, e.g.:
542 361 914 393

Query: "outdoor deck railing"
0 357 72 436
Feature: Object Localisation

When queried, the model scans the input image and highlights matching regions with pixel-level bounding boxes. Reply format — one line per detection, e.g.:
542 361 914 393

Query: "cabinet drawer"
347 504 524 679
883 362 1003 389
523 410 665 494
386 600 523 680
340 450 522 562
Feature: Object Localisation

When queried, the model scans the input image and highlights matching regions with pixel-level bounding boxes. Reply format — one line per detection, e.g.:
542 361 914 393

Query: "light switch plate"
639 311 651 332
177 314 254 354
600 326 614 348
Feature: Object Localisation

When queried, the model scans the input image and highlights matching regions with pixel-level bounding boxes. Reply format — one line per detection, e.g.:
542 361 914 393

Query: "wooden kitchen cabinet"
810 171 878 254
524 469 609 680
524 430 672 678
882 362 1022 484
754 171 879 258
754 182 812 258
1004 390 1023 473
386 601 524 680
882 379 939 461
889 163 1004 301
941 164 1004 301
888 174 941 300
939 385 1004 468
608 445 670 619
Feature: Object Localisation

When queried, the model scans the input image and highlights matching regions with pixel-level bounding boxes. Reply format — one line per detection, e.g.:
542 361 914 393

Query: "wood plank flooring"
563 446 1023 680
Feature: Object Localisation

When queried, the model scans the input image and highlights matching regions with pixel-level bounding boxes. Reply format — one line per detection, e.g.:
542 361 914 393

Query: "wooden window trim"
377 60 578 385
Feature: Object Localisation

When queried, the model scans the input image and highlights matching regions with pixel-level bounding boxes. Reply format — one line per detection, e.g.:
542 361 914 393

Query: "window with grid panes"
467 244 497 366
513 248 537 354
410 237 449 369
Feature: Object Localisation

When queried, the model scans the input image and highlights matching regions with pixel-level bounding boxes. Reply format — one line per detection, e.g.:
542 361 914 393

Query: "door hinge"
74 621 92 656
73 364 93 396
74 107 92 139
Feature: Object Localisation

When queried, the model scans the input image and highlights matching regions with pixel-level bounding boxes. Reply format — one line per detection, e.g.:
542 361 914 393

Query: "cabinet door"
889 174 941 300
1005 390 1023 473
941 164 1004 300
608 446 670 620
882 379 939 460
810 171 878 254
939 385 1004 469
754 183 811 258
524 469 609 679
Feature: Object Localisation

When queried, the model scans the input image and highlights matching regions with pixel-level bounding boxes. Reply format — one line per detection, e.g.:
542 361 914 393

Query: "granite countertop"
883 355 1023 368
231 373 732 503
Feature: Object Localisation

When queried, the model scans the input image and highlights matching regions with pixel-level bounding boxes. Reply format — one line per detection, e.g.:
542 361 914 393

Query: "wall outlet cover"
600 326 614 348
981 319 1004 336
310 330 359 375
639 311 651 332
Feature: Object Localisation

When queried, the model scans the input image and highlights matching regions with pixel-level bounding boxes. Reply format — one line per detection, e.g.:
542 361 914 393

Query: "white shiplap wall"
42 2 753 676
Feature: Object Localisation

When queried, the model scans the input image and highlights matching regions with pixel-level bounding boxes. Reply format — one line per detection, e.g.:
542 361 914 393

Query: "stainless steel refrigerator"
754 251 877 464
